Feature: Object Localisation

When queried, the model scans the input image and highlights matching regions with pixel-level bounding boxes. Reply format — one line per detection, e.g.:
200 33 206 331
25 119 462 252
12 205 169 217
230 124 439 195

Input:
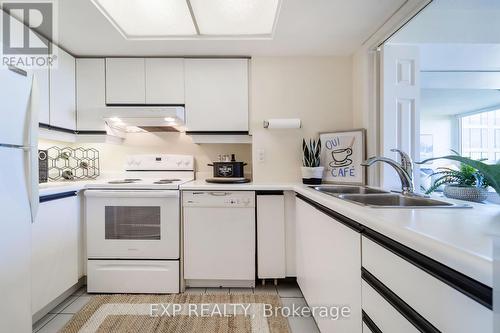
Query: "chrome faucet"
361 149 415 195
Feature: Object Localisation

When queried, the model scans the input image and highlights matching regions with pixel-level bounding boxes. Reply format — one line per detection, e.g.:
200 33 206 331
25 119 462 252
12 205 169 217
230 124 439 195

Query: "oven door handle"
84 190 179 198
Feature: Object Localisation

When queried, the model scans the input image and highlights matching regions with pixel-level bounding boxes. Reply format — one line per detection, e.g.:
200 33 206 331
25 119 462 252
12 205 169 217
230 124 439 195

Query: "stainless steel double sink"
311 185 470 208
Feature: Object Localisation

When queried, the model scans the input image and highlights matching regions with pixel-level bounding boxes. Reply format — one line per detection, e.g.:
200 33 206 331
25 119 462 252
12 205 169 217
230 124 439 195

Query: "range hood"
103 106 185 132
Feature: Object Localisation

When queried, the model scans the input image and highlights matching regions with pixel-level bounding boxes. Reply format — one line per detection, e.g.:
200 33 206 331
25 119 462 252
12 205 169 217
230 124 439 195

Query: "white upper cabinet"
106 58 185 105
106 58 146 104
185 59 249 132
34 67 50 125
145 58 184 104
50 45 76 130
76 58 106 131
76 59 106 131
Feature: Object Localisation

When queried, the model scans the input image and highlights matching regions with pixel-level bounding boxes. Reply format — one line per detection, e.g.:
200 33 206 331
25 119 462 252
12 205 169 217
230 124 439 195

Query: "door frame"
357 0 432 186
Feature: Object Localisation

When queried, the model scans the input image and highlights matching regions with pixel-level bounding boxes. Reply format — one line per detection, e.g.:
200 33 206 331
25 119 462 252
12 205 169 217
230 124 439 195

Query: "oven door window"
105 206 161 240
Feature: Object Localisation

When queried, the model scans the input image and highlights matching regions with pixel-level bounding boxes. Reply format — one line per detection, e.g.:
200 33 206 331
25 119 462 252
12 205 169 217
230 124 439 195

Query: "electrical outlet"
257 149 265 162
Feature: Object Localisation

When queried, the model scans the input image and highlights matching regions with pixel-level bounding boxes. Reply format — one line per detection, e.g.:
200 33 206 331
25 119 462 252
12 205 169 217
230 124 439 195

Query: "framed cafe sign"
319 129 366 185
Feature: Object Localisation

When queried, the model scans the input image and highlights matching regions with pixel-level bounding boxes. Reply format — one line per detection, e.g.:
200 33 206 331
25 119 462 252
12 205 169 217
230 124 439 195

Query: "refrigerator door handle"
25 75 39 223
25 147 39 223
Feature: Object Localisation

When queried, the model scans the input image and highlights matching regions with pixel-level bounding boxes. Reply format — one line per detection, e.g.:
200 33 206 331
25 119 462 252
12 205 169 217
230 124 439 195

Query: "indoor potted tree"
420 152 499 203
301 138 324 184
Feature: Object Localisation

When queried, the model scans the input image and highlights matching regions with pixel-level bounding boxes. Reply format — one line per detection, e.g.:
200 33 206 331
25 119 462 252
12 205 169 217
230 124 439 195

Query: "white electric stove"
85 154 194 294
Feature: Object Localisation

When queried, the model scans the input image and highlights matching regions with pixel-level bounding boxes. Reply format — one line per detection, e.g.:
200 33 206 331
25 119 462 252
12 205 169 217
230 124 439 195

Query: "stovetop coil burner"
108 179 142 184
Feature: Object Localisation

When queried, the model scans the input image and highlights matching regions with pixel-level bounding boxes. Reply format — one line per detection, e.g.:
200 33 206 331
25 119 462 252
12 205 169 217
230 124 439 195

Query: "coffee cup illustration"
330 147 353 167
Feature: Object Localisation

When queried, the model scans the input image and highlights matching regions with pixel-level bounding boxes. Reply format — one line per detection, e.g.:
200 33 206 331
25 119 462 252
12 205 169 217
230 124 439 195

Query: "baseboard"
32 277 86 324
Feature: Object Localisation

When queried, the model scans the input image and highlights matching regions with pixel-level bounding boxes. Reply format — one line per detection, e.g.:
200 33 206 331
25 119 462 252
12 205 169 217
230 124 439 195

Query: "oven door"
85 190 179 259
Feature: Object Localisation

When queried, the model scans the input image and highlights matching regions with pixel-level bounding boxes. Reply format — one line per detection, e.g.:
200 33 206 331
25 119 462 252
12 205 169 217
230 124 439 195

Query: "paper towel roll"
263 118 302 129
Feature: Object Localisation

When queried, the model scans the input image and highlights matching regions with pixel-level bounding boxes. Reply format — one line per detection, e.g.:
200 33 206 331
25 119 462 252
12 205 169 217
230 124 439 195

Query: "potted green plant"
301 138 324 184
419 152 499 203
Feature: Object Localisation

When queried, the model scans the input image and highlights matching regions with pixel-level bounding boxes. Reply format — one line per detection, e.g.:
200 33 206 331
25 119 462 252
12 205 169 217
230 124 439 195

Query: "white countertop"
39 178 500 287
181 180 499 287
39 180 94 196
293 185 498 287
179 179 294 191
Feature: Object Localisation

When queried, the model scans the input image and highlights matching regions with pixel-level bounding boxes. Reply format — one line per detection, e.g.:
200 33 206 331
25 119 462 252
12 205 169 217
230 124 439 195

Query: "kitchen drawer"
87 260 179 294
362 281 419 333
362 236 492 333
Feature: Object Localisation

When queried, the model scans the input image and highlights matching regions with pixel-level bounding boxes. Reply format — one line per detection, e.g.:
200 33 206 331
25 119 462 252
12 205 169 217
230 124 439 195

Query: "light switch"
257 149 265 162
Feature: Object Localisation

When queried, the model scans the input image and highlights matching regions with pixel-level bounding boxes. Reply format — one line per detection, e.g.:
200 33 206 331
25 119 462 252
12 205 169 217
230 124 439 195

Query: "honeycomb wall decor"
47 147 100 181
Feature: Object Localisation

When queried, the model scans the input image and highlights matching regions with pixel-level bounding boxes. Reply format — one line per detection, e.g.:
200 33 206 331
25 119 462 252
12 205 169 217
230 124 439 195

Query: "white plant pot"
301 166 324 185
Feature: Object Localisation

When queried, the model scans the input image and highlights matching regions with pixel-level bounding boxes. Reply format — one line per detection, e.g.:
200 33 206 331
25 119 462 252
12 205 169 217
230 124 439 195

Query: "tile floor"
33 281 320 333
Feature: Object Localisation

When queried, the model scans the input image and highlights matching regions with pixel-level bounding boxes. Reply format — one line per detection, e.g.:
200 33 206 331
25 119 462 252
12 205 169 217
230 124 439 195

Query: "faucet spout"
362 155 415 194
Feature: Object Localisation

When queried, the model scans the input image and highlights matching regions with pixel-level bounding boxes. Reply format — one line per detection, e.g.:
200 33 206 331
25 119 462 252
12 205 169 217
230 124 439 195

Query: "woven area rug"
60 294 291 333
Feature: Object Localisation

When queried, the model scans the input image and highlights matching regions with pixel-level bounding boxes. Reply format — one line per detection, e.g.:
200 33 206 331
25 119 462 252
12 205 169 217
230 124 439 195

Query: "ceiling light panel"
189 0 281 36
91 0 197 38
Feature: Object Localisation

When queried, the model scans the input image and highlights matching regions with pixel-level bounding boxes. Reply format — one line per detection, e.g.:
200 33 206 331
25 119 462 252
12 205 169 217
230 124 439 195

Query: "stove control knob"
176 161 182 166
183 160 191 166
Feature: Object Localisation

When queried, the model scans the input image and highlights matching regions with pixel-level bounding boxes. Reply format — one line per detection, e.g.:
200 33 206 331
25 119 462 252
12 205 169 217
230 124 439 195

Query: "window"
105 206 161 240
460 109 500 163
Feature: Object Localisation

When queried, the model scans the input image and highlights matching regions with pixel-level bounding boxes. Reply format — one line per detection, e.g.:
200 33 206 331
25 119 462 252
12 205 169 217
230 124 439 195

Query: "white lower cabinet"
295 198 362 333
362 322 374 333
257 193 286 279
31 193 79 315
362 281 419 333
361 236 493 333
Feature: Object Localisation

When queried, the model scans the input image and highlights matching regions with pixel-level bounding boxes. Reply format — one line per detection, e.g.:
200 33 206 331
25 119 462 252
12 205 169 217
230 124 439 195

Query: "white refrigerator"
0 66 39 332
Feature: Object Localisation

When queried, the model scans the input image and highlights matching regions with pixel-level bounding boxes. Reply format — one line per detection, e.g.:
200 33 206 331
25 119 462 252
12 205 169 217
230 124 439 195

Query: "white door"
50 45 76 130
0 68 33 145
0 147 32 332
106 58 146 104
145 58 184 104
76 58 106 131
85 190 179 259
381 44 420 190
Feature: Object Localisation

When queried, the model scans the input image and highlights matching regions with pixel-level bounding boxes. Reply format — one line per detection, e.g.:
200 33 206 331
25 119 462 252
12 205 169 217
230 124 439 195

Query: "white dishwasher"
183 191 255 288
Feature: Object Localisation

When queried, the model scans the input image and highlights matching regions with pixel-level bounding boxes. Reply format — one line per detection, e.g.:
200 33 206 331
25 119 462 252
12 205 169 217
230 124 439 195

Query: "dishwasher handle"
208 192 232 196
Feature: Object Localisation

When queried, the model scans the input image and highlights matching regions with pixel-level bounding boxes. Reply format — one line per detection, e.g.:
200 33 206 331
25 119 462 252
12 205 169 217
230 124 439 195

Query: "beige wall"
39 133 252 177
250 56 353 183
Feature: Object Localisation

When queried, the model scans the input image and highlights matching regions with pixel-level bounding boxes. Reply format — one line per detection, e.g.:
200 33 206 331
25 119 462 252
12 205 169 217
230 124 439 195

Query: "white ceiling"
390 0 500 44
56 0 405 56
421 89 500 116
418 44 500 71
